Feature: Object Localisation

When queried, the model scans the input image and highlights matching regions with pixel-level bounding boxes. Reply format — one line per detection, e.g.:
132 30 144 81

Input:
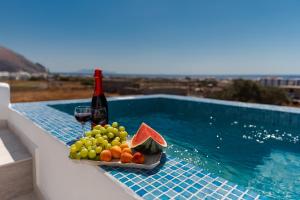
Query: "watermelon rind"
131 123 167 154
133 137 164 154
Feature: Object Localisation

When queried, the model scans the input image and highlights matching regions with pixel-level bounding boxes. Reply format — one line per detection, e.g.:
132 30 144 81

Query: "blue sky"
1 0 300 74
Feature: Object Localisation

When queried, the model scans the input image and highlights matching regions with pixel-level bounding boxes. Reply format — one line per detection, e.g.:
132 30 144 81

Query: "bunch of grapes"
69 122 128 160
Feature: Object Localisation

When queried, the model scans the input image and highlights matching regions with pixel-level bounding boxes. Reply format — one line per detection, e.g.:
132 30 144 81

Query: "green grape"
103 140 108 147
97 137 104 144
111 140 118 146
69 152 76 159
88 150 96 159
121 141 128 144
114 137 120 142
85 131 92 137
104 124 110 128
95 146 102 154
119 126 125 131
75 152 81 160
105 143 112 150
70 144 77 153
87 146 92 151
92 145 97 150
82 138 89 145
112 122 119 128
93 125 102 130
108 132 114 139
92 138 97 146
100 127 107 134
102 135 108 140
80 148 88 158
112 127 119 134
75 141 83 149
85 140 92 147
120 131 128 138
107 126 114 133
95 134 101 139
92 130 101 136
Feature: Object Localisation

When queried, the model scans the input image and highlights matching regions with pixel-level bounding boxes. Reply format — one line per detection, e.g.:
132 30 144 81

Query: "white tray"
70 152 162 170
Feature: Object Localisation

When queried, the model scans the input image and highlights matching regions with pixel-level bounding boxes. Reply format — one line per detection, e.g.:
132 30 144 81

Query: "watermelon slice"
131 123 167 154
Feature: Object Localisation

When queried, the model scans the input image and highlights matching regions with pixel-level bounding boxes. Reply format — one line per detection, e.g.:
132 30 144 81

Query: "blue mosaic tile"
159 194 170 200
125 180 134 187
227 193 239 200
165 189 177 198
158 185 168 192
184 179 194 185
145 185 155 192
187 186 198 193
212 180 222 187
242 193 255 200
173 186 183 193
152 189 162 196
165 174 173 180
181 190 192 198
211 192 223 199
232 188 243 196
144 193 156 200
179 182 188 188
136 189 147 197
174 195 186 200
196 191 206 198
130 184 141 191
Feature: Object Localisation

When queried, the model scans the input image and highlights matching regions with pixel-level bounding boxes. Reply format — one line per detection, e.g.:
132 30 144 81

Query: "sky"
1 0 300 74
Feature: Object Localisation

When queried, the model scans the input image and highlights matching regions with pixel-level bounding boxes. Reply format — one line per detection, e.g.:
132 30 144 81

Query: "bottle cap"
94 68 102 77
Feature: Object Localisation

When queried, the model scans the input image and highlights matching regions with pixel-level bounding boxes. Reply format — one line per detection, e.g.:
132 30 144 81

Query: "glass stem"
81 123 85 137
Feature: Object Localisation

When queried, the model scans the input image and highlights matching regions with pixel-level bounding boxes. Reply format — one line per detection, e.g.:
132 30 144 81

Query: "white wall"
0 83 10 120
8 111 138 200
0 82 138 200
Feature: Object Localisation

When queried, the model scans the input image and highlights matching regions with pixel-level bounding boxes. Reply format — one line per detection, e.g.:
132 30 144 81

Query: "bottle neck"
93 77 103 96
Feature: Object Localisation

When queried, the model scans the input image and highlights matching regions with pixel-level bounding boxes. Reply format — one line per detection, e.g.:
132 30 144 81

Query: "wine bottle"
91 69 108 128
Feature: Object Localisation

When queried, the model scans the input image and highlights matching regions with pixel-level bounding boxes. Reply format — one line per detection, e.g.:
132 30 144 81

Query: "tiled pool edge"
10 95 268 200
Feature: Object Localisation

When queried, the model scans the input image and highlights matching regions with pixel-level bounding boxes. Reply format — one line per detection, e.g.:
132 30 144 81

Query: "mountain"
0 46 47 73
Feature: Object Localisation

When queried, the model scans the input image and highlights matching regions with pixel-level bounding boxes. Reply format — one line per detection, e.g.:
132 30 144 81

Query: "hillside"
0 46 47 73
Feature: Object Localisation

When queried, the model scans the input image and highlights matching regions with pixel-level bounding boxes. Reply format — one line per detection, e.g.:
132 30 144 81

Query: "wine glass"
74 106 91 137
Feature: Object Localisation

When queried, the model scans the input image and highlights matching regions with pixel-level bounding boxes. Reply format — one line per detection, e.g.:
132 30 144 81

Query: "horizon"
1 0 300 74
57 69 300 77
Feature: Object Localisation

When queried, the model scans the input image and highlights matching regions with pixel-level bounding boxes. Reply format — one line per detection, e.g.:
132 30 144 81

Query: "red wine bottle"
91 69 108 128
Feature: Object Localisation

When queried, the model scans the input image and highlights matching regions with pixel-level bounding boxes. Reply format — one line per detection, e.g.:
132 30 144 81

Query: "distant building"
259 77 300 103
259 77 300 87
0 71 10 80
0 71 48 80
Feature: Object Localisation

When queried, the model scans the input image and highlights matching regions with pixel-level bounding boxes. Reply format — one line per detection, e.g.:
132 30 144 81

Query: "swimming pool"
51 96 300 199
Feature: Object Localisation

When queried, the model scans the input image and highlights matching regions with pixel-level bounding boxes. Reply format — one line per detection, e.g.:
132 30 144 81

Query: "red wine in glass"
74 106 91 136
75 113 91 123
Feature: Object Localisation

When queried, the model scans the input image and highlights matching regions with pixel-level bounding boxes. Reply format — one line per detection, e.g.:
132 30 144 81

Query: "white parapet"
0 83 10 120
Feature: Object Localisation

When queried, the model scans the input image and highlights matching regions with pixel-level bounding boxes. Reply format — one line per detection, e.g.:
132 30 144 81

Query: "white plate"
70 152 162 170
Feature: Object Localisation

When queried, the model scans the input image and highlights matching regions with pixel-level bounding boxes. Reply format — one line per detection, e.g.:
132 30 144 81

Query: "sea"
57 72 300 80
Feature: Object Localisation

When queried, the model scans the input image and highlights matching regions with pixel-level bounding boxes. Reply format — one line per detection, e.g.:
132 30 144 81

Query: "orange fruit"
120 152 133 163
122 147 132 154
120 143 129 149
110 146 122 159
100 150 112 162
132 152 145 164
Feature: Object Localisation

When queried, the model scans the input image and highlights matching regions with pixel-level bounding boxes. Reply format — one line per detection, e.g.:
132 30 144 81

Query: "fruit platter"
68 122 167 170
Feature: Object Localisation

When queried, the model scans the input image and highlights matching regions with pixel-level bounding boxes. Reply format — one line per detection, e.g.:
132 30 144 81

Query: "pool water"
51 97 300 199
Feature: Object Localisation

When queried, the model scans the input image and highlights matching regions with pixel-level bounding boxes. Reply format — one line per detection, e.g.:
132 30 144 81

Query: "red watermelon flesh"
131 123 167 154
